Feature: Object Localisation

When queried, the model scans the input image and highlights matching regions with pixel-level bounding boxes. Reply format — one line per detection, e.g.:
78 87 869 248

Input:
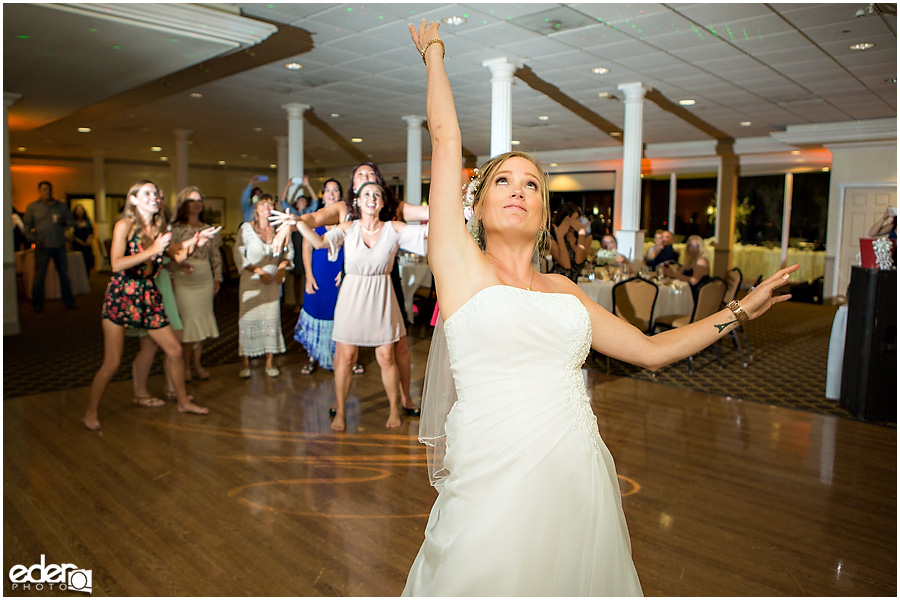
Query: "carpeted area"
3 274 872 423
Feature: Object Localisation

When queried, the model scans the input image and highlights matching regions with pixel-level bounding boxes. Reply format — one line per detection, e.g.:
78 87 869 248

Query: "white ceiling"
5 2 897 176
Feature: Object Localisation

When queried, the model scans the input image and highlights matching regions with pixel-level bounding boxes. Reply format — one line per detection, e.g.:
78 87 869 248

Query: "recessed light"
285 62 302 70
269 164 277 169
160 156 168 161
610 131 622 136
549 163 558 167
790 150 801 155
442 15 466 25
538 115 549 121
678 99 696 106
740 121 752 127
218 160 226 165
77 127 91 133
886 77 897 83
849 42 875 50
591 67 610 75
822 167 830 172
351 138 363 143
17 146 25 152
331 113 341 118
189 92 202 99
151 146 162 152
511 140 521 146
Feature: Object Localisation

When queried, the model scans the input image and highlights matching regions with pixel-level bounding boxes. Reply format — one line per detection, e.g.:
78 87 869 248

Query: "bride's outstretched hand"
409 18 441 56
737 263 800 320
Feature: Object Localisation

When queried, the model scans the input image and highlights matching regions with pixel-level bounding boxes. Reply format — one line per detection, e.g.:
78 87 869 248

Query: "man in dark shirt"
645 229 678 270
23 181 76 312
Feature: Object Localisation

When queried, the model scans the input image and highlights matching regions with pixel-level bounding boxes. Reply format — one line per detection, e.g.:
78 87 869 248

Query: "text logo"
8 555 92 593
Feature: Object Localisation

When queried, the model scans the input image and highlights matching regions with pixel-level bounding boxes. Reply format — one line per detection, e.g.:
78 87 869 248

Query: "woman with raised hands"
273 181 427 431
83 180 210 431
403 20 798 596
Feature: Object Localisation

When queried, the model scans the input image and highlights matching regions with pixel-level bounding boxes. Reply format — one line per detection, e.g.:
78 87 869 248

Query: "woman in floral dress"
83 180 209 431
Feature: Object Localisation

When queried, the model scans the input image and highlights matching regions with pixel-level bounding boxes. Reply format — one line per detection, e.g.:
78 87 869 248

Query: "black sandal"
403 405 421 417
300 360 316 375
352 363 365 375
328 407 337 418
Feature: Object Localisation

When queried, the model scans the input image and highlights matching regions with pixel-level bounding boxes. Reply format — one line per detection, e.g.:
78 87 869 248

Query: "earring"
471 220 484 249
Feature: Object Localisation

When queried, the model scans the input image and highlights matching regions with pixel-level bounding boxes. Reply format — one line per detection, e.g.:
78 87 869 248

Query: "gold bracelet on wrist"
726 300 749 324
421 39 445 65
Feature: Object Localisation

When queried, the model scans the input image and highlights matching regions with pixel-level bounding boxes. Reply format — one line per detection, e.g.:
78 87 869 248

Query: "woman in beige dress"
274 182 427 431
171 186 223 381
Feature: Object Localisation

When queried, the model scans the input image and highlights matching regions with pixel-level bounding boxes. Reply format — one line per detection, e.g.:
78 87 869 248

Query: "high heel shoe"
328 408 337 418
403 405 421 417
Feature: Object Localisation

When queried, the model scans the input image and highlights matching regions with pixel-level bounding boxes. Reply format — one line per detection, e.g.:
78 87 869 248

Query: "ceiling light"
189 92 202 98
285 62 302 70
678 99 696 106
442 16 466 25
331 113 341 118
822 167 830 172
218 160 226 165
269 164 277 169
549 162 558 167
253 127 263 133
511 140 521 146
610 131 622 136
591 67 610 75
17 147 25 152
886 77 897 83
790 150 801 155
77 127 91 133
160 156 168 161
740 121 752 127
849 42 875 50
151 146 162 152
351 138 363 143
538 115 549 121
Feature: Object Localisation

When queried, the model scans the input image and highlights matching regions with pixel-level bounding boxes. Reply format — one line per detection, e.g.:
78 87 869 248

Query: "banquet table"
398 256 432 323
16 250 90 300
642 241 825 284
577 273 694 323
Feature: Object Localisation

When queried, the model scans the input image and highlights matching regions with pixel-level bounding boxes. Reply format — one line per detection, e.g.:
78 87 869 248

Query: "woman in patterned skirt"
83 180 209 431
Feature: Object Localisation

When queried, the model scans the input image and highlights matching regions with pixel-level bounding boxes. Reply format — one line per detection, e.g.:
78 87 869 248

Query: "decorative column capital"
4 92 22 107
172 128 192 141
482 57 518 82
282 103 310 119
616 82 647 103
402 115 426 129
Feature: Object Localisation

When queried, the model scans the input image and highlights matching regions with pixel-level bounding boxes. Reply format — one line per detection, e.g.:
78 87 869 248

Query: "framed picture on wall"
203 197 225 228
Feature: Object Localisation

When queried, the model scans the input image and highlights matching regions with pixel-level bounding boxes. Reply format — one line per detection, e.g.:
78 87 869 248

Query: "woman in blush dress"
402 20 797 596
294 178 344 375
171 186 223 381
273 181 428 431
234 194 293 378
82 180 209 430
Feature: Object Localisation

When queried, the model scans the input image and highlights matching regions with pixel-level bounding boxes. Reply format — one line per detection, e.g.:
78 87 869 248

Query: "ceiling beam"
644 89 733 142
515 65 623 141
36 21 314 133
304 108 370 165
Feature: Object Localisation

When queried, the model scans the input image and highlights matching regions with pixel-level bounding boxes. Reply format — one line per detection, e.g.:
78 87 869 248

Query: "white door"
836 186 897 297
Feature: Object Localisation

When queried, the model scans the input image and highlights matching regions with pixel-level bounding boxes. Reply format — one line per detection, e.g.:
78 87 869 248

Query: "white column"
668 172 677 232
482 58 517 158
781 172 794 269
172 128 192 208
93 150 111 253
402 115 426 206
282 103 309 198
615 82 647 266
274 135 288 198
714 140 739 277
4 92 22 335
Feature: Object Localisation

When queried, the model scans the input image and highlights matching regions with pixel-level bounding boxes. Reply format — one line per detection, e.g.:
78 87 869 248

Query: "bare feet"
331 412 346 431
193 366 211 380
82 415 101 431
132 396 166 408
177 398 209 415
385 410 402 429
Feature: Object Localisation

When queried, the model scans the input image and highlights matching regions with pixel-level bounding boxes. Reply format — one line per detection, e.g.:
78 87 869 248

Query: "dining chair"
724 268 751 367
654 277 728 373
612 276 659 334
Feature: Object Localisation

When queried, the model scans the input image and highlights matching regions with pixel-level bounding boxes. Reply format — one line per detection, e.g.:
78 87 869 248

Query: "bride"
404 19 798 596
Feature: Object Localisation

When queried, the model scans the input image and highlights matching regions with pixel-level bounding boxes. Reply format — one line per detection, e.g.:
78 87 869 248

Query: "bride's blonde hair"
468 151 550 253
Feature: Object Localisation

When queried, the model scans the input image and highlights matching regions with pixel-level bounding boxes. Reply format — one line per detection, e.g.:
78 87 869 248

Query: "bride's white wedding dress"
403 285 643 596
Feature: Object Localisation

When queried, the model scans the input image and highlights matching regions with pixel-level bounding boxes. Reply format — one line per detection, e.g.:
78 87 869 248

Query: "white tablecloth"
398 259 432 323
643 241 825 283
577 276 694 322
16 250 90 299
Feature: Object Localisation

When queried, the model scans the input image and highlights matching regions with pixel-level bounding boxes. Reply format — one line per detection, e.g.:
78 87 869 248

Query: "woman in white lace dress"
235 194 293 378
403 20 799 596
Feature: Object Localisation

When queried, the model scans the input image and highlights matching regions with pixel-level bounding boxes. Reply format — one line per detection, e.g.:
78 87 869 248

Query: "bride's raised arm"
409 20 486 316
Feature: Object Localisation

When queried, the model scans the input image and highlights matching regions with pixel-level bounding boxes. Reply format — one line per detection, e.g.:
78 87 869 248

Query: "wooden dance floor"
4 334 896 596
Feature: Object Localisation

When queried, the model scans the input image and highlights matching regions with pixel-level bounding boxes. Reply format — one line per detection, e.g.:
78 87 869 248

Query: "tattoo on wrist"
714 318 737 333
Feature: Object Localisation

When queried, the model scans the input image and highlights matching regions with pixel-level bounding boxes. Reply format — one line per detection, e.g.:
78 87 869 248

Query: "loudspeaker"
840 267 897 421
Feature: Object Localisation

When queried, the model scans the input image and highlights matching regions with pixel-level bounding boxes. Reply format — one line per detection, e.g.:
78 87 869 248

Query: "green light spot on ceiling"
727 27 734 40
743 27 750 40
170 38 178 42
18 35 29 39
346 7 352 11
544 17 549 22
482 20 487 24
378 15 383 19
113 45 120 49
267 4 274 7
462 13 468 18
631 24 637 29
89 28 97 32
